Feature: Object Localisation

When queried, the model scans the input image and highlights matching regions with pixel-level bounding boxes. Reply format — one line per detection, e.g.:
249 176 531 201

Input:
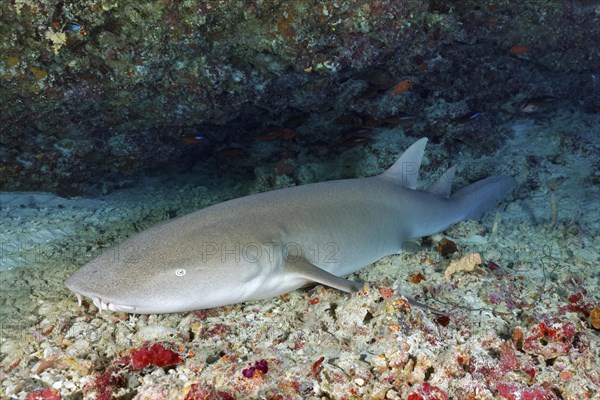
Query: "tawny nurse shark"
65 138 515 314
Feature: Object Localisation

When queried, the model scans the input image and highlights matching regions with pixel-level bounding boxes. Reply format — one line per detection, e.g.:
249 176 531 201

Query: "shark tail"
450 176 516 220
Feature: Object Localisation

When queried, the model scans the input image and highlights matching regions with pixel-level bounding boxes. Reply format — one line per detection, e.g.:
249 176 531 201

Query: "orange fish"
362 118 382 128
388 80 412 95
256 128 295 141
342 129 372 140
280 128 296 141
181 135 206 144
340 128 372 147
255 131 282 141
485 18 501 27
341 137 371 147
509 45 530 56
382 115 416 126
353 86 380 103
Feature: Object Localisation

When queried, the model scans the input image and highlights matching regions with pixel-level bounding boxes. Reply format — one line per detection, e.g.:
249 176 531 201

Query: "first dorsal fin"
383 137 428 189
428 165 456 198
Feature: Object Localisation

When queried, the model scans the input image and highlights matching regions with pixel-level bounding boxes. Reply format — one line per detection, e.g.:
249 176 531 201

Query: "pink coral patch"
496 382 557 400
25 388 61 400
522 320 575 359
407 382 449 400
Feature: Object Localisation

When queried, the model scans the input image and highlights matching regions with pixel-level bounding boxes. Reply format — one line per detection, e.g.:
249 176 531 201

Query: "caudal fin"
451 176 516 220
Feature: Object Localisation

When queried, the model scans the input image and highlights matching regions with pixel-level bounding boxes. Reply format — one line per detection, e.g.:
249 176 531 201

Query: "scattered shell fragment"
444 253 482 280
591 307 600 330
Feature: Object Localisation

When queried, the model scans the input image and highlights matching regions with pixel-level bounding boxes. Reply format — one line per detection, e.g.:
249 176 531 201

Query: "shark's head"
64 227 274 314
65 253 193 314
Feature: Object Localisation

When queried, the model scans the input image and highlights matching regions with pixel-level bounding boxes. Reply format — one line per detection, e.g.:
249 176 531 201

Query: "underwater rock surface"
1 0 599 193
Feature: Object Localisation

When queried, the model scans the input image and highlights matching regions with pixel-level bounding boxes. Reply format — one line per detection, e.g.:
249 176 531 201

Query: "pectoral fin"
285 259 364 293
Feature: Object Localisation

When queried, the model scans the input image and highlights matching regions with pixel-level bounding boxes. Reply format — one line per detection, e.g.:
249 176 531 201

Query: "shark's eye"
175 269 186 277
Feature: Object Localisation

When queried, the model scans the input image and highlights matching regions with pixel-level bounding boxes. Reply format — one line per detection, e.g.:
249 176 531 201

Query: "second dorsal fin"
428 166 456 198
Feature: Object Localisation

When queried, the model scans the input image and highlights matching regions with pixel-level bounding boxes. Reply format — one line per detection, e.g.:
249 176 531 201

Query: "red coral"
94 342 183 400
568 293 583 303
242 366 256 378
184 383 235 400
255 359 269 373
499 343 519 373
562 291 594 316
496 382 557 400
242 359 269 378
522 320 576 359
523 367 536 379
95 356 131 400
407 383 448 400
25 388 61 400
311 356 325 380
131 342 183 370
435 315 450 327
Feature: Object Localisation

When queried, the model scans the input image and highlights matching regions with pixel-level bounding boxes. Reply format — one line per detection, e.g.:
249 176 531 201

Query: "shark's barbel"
65 138 515 314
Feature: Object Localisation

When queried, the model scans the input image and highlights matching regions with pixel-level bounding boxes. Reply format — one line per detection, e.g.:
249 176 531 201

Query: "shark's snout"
65 276 137 313
68 289 137 313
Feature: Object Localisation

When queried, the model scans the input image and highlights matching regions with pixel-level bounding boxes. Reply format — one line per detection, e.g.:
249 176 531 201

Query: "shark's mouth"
73 292 136 313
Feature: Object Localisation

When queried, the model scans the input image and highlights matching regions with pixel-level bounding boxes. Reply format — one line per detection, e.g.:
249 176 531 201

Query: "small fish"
452 112 481 124
525 95 558 104
342 129 372 140
520 103 539 113
256 128 295 141
341 136 371 147
255 131 282 141
485 18 501 27
353 86 381 103
280 128 296 141
397 114 416 122
388 80 413 95
362 118 382 128
382 114 416 126
519 96 557 113
67 24 82 31
65 23 86 35
509 45 530 56
181 135 205 144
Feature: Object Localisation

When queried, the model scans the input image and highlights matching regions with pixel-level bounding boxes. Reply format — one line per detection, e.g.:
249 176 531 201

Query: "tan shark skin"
65 138 515 314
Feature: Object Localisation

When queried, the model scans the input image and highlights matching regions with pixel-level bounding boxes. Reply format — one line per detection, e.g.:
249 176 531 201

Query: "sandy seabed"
1 112 598 399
